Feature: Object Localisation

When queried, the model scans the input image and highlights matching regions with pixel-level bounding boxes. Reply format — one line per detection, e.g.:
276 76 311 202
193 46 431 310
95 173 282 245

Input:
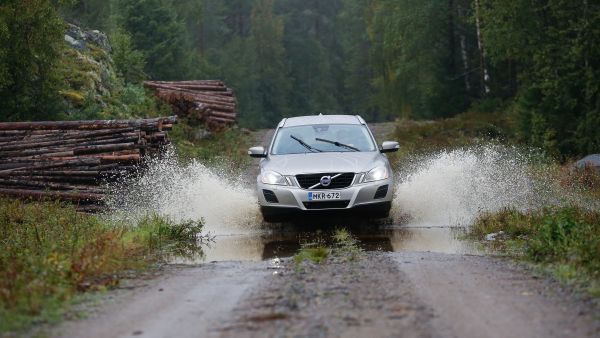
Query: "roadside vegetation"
0 198 206 333
388 110 514 167
394 111 513 155
170 124 257 171
469 207 600 296
467 161 600 295
393 111 600 296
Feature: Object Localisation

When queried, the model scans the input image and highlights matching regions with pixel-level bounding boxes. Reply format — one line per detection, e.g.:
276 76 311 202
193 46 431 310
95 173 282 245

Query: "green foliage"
278 0 343 119
471 207 600 293
338 0 376 118
0 198 204 332
480 0 600 157
114 0 197 80
366 0 473 119
0 0 66 120
246 0 290 127
61 0 111 30
294 247 330 265
332 229 364 262
2 0 597 157
170 124 254 171
294 228 364 266
394 111 513 155
109 28 146 84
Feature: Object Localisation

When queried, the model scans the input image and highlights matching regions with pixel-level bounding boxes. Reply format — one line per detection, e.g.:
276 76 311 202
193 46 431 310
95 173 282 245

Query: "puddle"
174 223 481 263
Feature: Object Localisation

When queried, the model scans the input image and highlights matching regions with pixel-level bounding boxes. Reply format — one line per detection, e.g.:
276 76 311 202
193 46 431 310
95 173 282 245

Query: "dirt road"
55 251 598 338
53 123 598 337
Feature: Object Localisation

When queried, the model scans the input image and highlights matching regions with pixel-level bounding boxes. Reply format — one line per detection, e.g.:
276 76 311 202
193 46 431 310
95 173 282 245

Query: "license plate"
308 191 341 201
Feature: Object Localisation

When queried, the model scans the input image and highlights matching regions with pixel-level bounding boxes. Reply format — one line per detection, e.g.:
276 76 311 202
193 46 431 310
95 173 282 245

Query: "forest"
0 0 598 157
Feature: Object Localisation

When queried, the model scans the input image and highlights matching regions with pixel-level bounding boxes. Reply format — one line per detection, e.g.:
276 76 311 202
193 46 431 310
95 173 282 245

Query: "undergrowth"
170 122 255 171
0 198 205 333
469 207 600 295
393 111 513 158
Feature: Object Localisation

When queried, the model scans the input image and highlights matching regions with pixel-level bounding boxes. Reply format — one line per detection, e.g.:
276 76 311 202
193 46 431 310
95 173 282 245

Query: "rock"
65 23 111 53
86 30 112 52
61 23 118 116
64 34 85 50
575 154 600 173
485 231 504 241
193 129 213 141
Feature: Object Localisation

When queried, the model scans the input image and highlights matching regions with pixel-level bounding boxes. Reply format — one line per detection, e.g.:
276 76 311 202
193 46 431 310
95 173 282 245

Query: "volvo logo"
320 175 332 187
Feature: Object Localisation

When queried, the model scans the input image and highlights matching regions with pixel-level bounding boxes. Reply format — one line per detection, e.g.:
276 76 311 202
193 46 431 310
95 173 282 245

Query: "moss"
59 90 86 106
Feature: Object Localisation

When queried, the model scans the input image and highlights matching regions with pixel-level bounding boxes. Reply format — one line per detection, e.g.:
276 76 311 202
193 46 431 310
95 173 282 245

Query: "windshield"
271 124 376 155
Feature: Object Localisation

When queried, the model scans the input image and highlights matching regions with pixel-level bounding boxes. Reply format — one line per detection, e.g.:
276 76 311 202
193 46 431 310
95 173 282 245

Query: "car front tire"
260 207 287 223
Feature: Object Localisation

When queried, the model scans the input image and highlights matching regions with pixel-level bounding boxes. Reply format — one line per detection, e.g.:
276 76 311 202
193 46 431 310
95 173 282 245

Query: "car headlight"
363 166 389 182
261 171 288 185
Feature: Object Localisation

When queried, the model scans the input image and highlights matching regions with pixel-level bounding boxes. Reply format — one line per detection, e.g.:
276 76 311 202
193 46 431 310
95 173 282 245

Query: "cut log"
0 116 177 131
0 188 103 202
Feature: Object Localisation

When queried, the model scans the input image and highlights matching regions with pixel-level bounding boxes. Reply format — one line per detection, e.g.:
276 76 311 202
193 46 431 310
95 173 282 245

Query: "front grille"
262 189 279 203
374 185 389 199
296 173 355 189
303 200 350 209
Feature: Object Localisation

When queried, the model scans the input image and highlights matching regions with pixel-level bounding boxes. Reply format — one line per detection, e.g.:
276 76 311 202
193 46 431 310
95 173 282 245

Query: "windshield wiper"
315 137 359 151
290 135 322 152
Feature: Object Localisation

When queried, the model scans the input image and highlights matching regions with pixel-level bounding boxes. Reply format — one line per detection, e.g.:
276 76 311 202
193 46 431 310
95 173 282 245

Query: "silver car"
248 115 399 222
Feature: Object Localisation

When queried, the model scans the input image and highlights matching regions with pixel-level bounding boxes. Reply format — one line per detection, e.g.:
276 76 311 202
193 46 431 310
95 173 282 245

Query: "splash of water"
106 148 261 234
391 144 567 226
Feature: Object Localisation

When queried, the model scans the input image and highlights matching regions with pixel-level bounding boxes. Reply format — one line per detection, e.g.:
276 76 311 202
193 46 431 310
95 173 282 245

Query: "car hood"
261 152 387 175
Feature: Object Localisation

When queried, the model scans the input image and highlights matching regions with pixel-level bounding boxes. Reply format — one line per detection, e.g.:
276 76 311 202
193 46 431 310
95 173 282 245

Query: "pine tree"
247 0 290 127
480 0 600 156
114 0 196 80
0 0 65 120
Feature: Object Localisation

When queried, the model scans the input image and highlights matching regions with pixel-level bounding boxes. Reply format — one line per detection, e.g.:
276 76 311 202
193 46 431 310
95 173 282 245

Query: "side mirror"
380 141 400 153
248 146 267 158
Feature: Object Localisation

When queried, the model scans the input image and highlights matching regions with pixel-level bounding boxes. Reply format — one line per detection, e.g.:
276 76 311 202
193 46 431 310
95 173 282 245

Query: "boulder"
575 154 600 173
64 34 85 50
65 23 111 53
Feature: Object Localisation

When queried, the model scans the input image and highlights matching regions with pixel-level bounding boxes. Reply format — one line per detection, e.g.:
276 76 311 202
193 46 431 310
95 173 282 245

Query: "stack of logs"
0 116 177 212
143 80 237 130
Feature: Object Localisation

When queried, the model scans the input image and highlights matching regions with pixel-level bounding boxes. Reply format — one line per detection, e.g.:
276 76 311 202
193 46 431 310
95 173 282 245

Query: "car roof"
281 115 364 127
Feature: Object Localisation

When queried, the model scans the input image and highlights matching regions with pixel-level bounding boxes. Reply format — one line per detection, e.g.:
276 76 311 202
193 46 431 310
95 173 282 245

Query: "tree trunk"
457 3 471 92
474 0 490 96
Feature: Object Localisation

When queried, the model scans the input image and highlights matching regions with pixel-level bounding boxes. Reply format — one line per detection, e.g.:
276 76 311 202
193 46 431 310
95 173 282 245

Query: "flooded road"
197 223 480 262
54 124 599 338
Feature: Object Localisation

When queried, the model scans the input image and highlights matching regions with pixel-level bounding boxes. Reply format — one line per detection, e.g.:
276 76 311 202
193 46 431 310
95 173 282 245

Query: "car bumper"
256 176 394 212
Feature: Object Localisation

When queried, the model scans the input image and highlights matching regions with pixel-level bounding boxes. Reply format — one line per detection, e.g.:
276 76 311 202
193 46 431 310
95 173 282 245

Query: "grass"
293 229 364 266
393 111 513 159
469 207 600 295
331 229 364 262
0 198 205 333
170 121 256 171
293 247 330 265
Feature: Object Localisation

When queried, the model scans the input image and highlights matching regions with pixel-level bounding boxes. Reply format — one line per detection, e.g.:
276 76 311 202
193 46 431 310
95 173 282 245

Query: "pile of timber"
144 80 237 130
0 116 177 212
